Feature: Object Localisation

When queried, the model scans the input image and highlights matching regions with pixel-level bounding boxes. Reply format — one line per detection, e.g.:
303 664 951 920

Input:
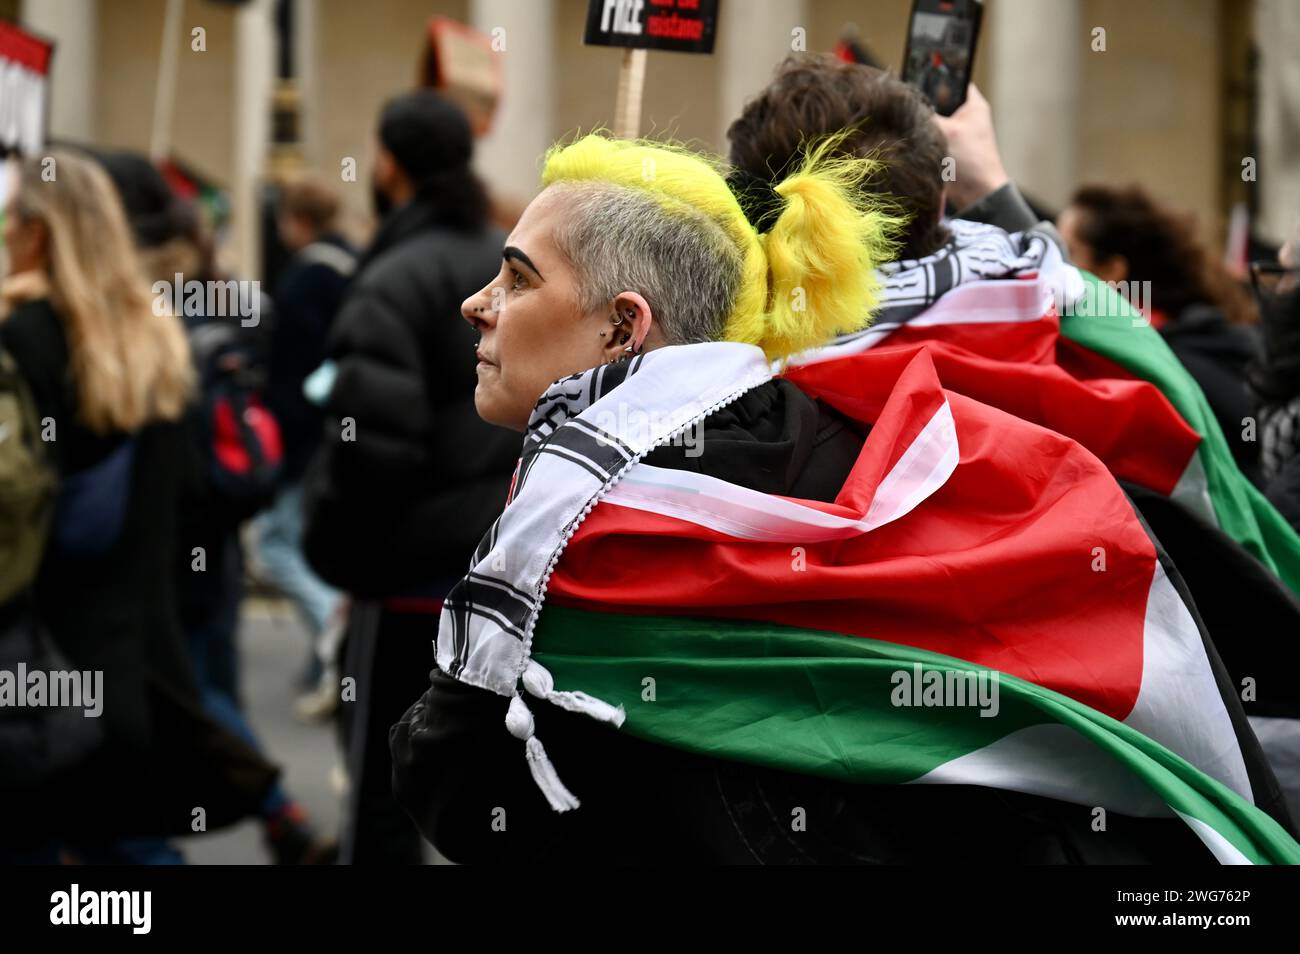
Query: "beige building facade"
16 0 1278 270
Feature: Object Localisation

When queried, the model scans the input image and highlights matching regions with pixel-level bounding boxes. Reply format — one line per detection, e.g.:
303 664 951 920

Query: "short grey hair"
547 182 743 345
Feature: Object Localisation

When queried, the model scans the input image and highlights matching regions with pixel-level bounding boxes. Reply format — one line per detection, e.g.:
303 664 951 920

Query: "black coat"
1266 448 1300 532
391 377 1279 863
1160 304 1262 484
1250 287 1300 533
267 234 356 483
0 299 275 841
302 199 520 597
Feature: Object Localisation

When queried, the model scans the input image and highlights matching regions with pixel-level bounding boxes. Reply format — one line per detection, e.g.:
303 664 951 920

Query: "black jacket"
302 199 520 597
1264 429 1300 532
391 377 1277 863
1250 285 1300 533
958 188 1265 486
267 234 356 483
1160 304 1262 484
174 279 276 625
0 299 276 841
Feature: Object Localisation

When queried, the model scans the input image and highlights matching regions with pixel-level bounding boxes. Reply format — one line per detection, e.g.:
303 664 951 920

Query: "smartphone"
902 0 983 117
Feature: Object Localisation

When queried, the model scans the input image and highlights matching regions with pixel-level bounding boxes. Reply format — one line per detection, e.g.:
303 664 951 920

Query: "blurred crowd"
2 48 1299 865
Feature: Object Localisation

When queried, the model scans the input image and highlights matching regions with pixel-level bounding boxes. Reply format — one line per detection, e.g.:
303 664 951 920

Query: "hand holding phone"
932 83 1008 210
902 0 984 117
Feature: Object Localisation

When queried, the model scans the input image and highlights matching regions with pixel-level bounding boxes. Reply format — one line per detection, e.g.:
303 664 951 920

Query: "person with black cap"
301 89 520 863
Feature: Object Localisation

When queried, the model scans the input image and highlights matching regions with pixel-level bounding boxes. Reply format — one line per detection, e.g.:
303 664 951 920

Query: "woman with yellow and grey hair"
390 132 907 862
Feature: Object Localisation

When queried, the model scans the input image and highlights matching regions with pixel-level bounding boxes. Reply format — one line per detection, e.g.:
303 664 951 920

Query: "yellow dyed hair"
541 133 902 361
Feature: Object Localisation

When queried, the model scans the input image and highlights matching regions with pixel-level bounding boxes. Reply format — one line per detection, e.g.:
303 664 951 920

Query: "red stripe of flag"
549 349 1154 720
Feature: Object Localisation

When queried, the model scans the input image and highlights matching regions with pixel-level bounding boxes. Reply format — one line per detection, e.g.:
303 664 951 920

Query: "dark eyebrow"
504 246 544 281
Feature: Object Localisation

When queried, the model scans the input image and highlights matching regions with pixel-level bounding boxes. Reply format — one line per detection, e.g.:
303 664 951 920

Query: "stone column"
20 0 98 142
470 0 555 204
717 0 808 151
986 0 1082 209
232 0 273 276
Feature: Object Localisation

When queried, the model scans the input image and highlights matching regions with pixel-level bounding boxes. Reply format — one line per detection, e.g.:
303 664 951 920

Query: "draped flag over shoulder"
784 220 1300 596
434 340 1300 865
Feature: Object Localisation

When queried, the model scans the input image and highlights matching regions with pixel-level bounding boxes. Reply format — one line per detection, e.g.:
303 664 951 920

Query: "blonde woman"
0 150 274 861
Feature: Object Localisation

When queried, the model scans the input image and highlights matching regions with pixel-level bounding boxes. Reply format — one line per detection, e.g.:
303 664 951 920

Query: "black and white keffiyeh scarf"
878 219 1065 320
435 341 772 810
792 219 1079 363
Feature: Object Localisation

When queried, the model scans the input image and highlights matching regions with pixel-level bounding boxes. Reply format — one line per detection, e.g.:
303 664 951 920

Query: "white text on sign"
601 0 644 35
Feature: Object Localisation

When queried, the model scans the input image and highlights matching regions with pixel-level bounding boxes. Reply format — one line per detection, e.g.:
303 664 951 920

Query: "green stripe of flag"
534 604 1300 864
1062 272 1300 594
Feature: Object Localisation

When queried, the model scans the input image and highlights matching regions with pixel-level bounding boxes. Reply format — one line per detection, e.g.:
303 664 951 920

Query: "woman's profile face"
463 187 623 431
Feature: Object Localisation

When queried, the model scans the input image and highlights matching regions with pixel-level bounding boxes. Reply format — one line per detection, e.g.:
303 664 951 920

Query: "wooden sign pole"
613 47 647 139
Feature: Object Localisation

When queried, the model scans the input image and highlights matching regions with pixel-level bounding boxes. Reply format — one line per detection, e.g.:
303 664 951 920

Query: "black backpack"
188 322 283 520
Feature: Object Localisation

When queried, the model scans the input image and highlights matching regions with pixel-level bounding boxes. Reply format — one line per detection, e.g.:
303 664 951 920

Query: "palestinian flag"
786 220 1300 597
438 340 1299 864
1062 273 1300 593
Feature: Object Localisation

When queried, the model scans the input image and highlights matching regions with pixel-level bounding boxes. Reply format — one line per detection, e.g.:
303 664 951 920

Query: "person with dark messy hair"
1059 184 1261 481
301 89 521 863
728 54 953 261
726 54 1300 834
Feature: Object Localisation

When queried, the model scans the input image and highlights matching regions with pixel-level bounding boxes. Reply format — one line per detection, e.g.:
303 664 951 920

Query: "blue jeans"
202 687 288 818
255 482 339 639
183 533 290 821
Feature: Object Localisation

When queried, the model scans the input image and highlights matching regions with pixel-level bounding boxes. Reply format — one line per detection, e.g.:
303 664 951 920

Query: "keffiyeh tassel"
502 660 627 812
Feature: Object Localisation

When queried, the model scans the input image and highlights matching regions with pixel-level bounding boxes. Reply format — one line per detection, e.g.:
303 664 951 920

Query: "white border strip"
602 401 959 542
786 277 1061 366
